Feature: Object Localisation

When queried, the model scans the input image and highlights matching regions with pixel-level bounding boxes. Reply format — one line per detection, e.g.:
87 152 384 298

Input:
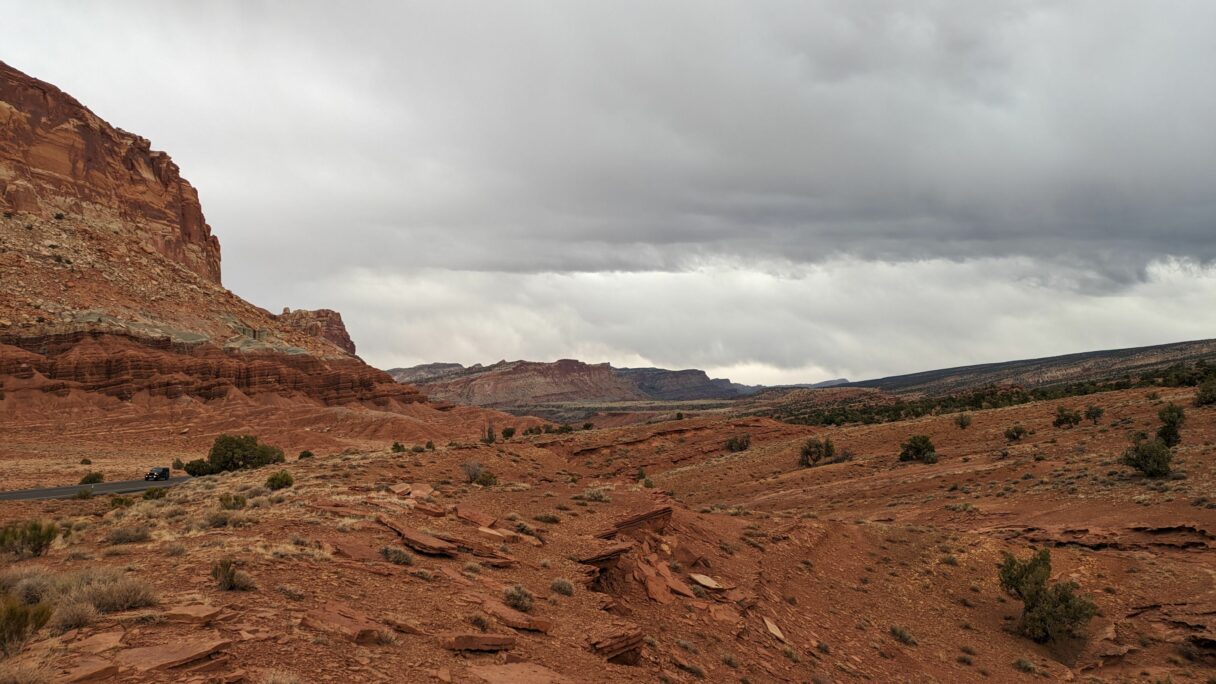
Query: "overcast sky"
3 1 1215 384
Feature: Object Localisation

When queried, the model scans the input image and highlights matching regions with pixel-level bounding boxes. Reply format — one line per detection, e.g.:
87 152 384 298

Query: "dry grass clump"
0 662 52 684
260 671 301 684
211 559 255 591
104 526 150 545
550 578 574 596
503 584 534 612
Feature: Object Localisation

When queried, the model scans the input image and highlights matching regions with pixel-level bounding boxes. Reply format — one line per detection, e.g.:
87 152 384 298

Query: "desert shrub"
954 413 972 429
49 600 97 633
725 435 751 452
0 661 52 683
0 596 51 657
379 546 414 566
71 489 92 500
0 521 58 558
533 513 560 524
182 459 213 476
503 584 534 612
298 450 313 460
1156 402 1185 447
1121 438 1173 477
205 435 285 474
582 423 594 430
642 477 654 488
264 470 294 491
1004 425 1028 442
391 442 405 453
142 487 166 501
211 559 254 591
1052 406 1082 428
1084 405 1105 425
425 441 435 450
999 548 1095 643
79 458 91 465
171 458 184 470
898 435 936 463
889 625 917 646
108 496 133 509
460 461 484 483
81 575 155 613
410 445 424 453
550 578 574 596
501 427 516 440
78 472 103 485
675 412 685 420
104 526 150 545
799 437 834 467
1196 378 1216 406
218 493 247 510
581 487 609 502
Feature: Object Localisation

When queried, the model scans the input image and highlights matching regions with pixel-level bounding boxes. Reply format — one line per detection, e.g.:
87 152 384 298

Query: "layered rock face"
0 61 220 283
274 308 357 355
613 367 757 400
404 359 647 406
0 60 422 408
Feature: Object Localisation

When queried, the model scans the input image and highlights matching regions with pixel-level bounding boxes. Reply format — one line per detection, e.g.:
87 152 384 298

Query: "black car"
144 467 170 481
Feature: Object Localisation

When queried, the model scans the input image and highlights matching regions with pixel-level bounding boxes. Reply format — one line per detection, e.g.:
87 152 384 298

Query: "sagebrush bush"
799 437 834 467
0 595 50 657
898 435 936 463
503 584 534 612
379 546 414 566
999 549 1095 643
954 413 973 429
264 470 293 491
49 600 98 634
211 559 254 591
725 434 751 452
104 526 150 545
0 521 58 558
1052 406 1082 428
1121 438 1173 477
142 488 166 501
1004 425 1028 442
1196 378 1216 407
218 493 247 510
550 578 574 596
78 472 103 485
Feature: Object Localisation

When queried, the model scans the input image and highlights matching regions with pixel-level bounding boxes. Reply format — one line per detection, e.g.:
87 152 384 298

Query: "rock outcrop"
0 60 220 283
274 308 357 355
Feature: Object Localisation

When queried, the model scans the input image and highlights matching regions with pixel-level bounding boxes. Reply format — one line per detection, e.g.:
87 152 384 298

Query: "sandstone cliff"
404 359 647 406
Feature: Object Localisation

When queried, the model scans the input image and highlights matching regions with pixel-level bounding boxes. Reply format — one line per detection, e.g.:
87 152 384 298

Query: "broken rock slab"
437 633 516 651
301 602 385 644
468 663 574 684
377 515 458 555
114 637 231 671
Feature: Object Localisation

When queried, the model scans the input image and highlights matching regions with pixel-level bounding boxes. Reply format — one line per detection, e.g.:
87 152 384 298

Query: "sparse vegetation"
142 487 166 500
481 424 496 444
0 596 50 657
78 471 103 485
379 546 414 566
391 441 405 453
265 470 294 491
1052 406 1082 428
898 435 937 463
725 434 751 452
955 413 972 429
104 526 150 545
999 548 1095 643
1196 378 1216 406
0 522 58 558
799 437 834 467
503 584 534 612
298 450 314 460
185 435 284 476
1084 405 1105 424
501 427 516 440
1121 437 1173 478
211 559 255 591
550 578 574 596
1156 402 1185 447
218 493 247 510
1004 425 1028 442
889 625 917 646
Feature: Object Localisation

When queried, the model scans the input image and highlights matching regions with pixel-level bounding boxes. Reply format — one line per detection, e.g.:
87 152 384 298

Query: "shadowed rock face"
0 60 220 283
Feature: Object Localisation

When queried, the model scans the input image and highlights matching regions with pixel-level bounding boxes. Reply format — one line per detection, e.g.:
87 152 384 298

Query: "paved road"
0 476 191 501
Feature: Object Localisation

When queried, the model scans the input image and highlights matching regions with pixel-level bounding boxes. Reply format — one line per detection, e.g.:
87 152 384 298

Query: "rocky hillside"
849 337 1216 396
388 360 757 405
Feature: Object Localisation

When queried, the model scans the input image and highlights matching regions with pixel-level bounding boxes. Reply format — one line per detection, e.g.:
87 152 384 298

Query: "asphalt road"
0 476 191 501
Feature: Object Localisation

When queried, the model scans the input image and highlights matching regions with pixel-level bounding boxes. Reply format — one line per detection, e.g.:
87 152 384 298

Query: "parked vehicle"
144 467 170 481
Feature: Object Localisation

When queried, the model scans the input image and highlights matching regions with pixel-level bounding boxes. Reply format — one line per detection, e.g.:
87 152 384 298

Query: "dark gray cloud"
3 1 1214 382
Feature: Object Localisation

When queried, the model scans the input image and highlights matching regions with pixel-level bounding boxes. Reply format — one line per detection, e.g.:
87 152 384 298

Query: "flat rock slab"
329 539 384 563
763 616 787 643
437 633 516 651
114 637 231 671
63 657 119 682
72 630 124 654
468 663 574 683
688 573 723 590
301 602 384 644
164 604 222 624
457 505 497 528
378 515 458 555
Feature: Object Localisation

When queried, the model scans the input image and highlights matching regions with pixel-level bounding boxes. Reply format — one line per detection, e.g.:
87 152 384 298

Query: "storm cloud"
3 1 1214 382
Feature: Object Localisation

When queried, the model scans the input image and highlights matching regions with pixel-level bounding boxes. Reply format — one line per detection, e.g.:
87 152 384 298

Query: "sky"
3 1 1215 384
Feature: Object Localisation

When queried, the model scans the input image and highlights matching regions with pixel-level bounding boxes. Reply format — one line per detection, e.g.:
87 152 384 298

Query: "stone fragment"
437 633 516 651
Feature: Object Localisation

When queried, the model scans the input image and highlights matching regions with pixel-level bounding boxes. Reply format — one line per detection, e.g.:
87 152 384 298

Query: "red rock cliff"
274 308 357 355
0 60 221 283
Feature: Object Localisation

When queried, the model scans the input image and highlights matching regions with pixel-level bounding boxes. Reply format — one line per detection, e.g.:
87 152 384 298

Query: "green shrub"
78 472 103 485
1156 402 1185 447
108 496 133 509
1004 425 1028 442
298 450 314 460
1084 405 1105 425
954 413 972 429
218 493 247 510
475 471 497 487
889 625 917 646
1196 378 1216 406
182 459 213 476
0 522 58 558
582 423 594 430
503 584 534 612
171 458 184 470
79 458 91 465
211 559 254 591
0 595 51 657
675 412 684 420
206 435 285 473
1052 406 1081 428
1121 438 1173 477
425 441 435 450
799 437 834 467
725 435 751 452
501 427 516 440
898 435 936 463
999 549 1095 643
379 546 414 566
391 442 405 453
265 470 293 491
